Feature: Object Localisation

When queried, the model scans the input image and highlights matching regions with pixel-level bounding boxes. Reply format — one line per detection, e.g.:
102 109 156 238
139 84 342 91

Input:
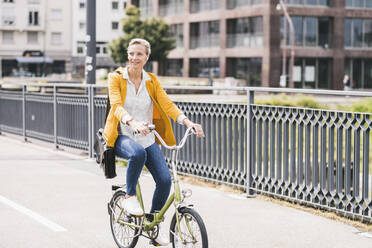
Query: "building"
71 0 128 77
0 0 72 77
129 0 372 89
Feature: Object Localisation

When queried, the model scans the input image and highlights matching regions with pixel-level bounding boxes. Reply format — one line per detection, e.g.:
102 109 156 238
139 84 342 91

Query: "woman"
103 38 204 246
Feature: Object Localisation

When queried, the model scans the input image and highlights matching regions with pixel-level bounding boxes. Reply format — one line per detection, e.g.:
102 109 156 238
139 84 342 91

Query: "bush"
255 93 326 109
351 98 372 113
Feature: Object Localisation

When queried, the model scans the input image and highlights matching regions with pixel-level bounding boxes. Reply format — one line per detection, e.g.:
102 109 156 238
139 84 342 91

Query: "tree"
109 5 175 64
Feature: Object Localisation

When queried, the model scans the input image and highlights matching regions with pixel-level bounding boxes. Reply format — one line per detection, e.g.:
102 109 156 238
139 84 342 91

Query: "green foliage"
109 5 175 64
255 94 326 109
351 98 372 113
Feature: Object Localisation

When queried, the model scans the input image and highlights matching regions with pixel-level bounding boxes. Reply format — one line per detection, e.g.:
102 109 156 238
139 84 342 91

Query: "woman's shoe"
154 222 170 246
123 196 144 216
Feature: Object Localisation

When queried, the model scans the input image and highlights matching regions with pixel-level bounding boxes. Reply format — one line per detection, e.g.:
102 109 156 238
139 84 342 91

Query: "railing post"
88 86 93 158
22 85 27 142
91 86 95 158
53 85 58 149
246 89 255 197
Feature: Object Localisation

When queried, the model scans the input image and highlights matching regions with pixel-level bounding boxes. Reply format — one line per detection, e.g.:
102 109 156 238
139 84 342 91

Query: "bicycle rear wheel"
170 207 208 248
109 191 140 248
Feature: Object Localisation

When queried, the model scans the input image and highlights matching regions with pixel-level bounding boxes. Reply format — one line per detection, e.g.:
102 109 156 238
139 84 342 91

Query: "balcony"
190 34 219 49
226 33 263 48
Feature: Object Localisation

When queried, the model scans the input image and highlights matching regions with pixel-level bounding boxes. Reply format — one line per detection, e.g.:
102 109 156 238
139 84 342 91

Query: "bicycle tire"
109 191 140 248
170 207 208 248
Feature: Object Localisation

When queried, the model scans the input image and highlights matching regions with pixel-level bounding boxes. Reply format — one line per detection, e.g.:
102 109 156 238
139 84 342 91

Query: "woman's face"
127 44 149 70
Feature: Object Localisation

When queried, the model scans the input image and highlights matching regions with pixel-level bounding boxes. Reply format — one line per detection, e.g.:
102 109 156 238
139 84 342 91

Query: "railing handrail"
2 82 372 97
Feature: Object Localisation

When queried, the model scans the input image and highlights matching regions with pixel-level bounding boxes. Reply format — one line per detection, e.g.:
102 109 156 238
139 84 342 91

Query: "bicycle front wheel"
170 207 208 248
109 191 140 248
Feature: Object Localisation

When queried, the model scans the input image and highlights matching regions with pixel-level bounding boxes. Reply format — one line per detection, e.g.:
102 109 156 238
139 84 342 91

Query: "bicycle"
107 125 208 248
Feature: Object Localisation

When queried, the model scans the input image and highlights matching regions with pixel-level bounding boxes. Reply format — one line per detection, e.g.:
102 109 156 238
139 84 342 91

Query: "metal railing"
0 83 371 222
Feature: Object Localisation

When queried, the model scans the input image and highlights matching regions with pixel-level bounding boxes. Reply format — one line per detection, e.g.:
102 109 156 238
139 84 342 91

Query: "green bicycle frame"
114 129 197 243
116 149 183 231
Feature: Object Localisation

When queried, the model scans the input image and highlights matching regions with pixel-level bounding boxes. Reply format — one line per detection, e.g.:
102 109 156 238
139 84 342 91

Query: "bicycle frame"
114 126 195 241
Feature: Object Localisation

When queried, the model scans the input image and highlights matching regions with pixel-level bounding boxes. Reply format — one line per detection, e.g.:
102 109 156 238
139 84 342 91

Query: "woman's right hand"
127 120 150 136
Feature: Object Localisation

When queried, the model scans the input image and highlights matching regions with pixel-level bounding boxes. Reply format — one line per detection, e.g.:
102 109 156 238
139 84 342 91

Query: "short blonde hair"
128 38 151 55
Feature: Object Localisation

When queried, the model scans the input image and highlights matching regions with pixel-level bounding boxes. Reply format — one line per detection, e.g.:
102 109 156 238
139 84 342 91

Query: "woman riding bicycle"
103 38 204 246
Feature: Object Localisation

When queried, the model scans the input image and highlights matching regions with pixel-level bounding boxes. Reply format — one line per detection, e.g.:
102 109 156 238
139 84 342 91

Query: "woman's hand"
127 120 150 136
183 119 204 138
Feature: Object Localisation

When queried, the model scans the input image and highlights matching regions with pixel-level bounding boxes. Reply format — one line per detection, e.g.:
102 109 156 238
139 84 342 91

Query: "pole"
280 0 295 88
282 14 287 84
85 0 96 85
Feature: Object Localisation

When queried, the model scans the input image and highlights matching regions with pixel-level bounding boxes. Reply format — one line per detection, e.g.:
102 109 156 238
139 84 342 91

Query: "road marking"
0 195 67 232
359 232 372 239
228 194 247 200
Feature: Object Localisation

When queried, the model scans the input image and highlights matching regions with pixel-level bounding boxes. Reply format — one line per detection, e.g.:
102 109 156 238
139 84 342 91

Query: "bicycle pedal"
149 240 161 247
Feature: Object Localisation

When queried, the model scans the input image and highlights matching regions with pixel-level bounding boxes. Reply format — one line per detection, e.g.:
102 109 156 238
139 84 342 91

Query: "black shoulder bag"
93 95 117 179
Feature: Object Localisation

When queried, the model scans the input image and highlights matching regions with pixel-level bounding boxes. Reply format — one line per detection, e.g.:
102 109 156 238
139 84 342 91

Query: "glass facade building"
128 0 372 89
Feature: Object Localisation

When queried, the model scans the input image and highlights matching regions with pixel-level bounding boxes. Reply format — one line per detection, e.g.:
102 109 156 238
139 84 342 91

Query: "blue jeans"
114 135 172 213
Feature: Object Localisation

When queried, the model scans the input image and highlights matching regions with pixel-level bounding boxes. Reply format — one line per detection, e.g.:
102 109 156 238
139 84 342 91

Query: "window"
112 1 119 9
304 17 317 46
124 1 127 8
226 58 262 86
139 0 153 18
190 21 220 49
346 0 372 8
161 59 183 76
285 58 332 88
227 17 263 48
51 32 62 44
170 23 183 48
345 18 372 48
2 7 15 25
159 0 184 17
2 31 14 44
3 0 14 3
77 46 84 54
281 16 332 47
190 0 219 13
189 58 219 78
28 11 39 25
79 1 85 8
50 9 62 20
112 21 119 30
79 21 86 30
345 58 372 89
96 42 108 55
227 0 264 9
27 31 38 44
287 0 330 6
77 41 85 54
2 15 15 26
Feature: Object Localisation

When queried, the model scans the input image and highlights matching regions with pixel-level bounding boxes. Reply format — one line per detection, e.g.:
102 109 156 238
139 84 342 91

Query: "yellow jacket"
103 67 183 147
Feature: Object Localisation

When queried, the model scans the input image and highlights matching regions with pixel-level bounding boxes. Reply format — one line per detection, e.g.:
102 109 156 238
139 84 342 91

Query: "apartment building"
130 0 372 89
71 0 128 77
0 0 72 77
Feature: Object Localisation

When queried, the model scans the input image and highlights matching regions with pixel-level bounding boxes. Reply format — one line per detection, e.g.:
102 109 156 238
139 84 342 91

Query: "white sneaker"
123 196 144 216
155 222 170 246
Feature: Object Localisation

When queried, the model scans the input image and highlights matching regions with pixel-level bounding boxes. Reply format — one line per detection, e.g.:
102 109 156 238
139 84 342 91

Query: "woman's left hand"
183 119 204 137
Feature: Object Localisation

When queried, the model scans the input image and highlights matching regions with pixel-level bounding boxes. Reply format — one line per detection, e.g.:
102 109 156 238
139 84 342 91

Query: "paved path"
0 134 371 248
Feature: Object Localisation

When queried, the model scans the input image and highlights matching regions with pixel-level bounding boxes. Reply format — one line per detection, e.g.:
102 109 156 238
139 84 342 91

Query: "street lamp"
277 0 295 88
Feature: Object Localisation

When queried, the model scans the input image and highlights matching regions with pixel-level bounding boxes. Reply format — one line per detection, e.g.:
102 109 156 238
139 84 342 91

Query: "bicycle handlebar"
147 124 194 150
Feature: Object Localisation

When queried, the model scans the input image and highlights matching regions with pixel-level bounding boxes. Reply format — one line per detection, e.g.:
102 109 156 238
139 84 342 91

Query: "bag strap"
104 95 111 124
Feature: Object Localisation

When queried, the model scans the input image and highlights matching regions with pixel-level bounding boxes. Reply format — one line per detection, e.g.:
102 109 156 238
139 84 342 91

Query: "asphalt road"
0 134 371 248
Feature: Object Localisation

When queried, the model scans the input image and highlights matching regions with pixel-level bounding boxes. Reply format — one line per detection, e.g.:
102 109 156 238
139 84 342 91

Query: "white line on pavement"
0 195 67 232
359 232 372 239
